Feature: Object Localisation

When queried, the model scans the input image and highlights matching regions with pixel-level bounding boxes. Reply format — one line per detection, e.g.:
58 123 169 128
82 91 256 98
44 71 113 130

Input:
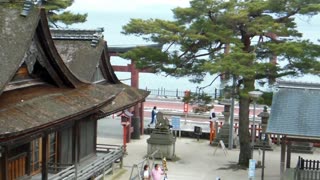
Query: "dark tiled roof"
51 29 150 116
108 44 162 54
0 6 85 94
267 81 320 138
0 6 39 93
54 39 105 82
51 28 104 40
0 84 120 139
99 83 150 115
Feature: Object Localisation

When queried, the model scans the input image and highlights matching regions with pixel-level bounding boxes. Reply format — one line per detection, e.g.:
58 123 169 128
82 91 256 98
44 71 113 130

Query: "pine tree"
121 0 320 166
43 0 87 27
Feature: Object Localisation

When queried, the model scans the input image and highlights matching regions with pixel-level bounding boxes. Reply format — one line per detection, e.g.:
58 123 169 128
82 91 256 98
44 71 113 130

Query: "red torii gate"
108 44 161 138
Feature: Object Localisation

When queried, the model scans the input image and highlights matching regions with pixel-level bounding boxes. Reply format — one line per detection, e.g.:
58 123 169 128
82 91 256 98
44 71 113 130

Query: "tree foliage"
121 0 320 166
42 0 87 27
11 0 87 26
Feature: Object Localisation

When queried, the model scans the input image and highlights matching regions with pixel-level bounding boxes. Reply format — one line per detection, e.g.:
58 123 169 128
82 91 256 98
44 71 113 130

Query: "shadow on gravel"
217 161 247 171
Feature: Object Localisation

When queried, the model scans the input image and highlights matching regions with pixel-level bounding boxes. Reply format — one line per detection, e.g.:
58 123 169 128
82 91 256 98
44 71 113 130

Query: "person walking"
151 164 164 180
148 106 157 127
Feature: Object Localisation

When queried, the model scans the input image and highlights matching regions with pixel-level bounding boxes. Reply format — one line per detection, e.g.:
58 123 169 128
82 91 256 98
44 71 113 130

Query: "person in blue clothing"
148 106 157 127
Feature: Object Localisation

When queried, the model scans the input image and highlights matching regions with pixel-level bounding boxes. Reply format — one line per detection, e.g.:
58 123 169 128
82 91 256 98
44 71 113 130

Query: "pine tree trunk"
238 78 254 166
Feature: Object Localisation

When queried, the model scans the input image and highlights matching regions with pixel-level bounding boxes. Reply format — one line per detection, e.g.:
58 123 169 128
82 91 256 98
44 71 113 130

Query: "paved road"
97 96 265 140
97 98 320 180
143 96 264 121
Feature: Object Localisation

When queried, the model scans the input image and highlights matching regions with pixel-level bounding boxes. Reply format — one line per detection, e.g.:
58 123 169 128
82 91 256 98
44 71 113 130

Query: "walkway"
101 132 320 180
98 97 320 180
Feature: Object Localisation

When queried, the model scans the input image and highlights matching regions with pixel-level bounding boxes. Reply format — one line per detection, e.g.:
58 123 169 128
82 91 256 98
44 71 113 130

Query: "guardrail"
145 87 222 99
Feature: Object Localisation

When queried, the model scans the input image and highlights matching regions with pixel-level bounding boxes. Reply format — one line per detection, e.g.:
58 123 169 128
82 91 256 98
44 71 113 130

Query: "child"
143 164 151 180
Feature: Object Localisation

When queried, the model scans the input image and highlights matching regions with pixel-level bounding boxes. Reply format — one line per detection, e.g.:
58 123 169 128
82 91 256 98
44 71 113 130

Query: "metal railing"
145 87 222 99
129 149 162 180
49 144 123 180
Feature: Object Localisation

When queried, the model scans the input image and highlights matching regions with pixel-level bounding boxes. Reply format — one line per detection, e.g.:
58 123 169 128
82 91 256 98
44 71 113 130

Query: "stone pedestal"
214 123 232 147
147 131 176 159
147 112 176 159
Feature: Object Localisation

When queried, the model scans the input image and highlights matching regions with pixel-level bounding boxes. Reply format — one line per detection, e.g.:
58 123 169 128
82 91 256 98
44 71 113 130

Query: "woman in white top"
143 164 151 180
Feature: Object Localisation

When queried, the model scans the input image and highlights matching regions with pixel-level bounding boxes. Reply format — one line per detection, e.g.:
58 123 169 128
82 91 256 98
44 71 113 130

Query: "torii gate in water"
108 44 161 138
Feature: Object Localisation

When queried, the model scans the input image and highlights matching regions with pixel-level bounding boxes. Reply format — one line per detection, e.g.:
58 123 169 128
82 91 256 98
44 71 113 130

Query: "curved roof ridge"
51 27 104 41
100 42 120 83
37 8 87 87
277 80 320 90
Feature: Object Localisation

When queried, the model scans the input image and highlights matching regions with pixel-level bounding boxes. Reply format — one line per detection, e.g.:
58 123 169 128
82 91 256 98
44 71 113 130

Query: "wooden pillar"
73 121 79 178
130 61 141 139
122 124 127 154
130 60 139 88
127 116 132 143
280 136 286 179
1 146 8 180
94 119 97 153
286 140 292 168
26 143 31 175
41 134 49 180
140 102 144 135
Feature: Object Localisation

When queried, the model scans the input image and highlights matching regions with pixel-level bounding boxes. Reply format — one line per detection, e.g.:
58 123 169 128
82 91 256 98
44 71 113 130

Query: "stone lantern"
221 99 231 125
255 106 272 150
213 99 233 147
258 106 269 133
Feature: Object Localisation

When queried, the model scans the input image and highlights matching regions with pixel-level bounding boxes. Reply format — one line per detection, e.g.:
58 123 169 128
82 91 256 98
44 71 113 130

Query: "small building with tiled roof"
51 28 150 139
0 2 135 180
267 80 320 177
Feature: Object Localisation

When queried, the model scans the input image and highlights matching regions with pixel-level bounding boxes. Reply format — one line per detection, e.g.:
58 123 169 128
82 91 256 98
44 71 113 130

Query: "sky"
66 0 190 46
68 0 190 13
66 0 320 92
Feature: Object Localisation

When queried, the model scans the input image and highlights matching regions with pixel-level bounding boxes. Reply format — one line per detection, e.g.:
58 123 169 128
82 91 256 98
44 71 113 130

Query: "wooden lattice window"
30 138 42 175
48 133 58 168
30 132 58 175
